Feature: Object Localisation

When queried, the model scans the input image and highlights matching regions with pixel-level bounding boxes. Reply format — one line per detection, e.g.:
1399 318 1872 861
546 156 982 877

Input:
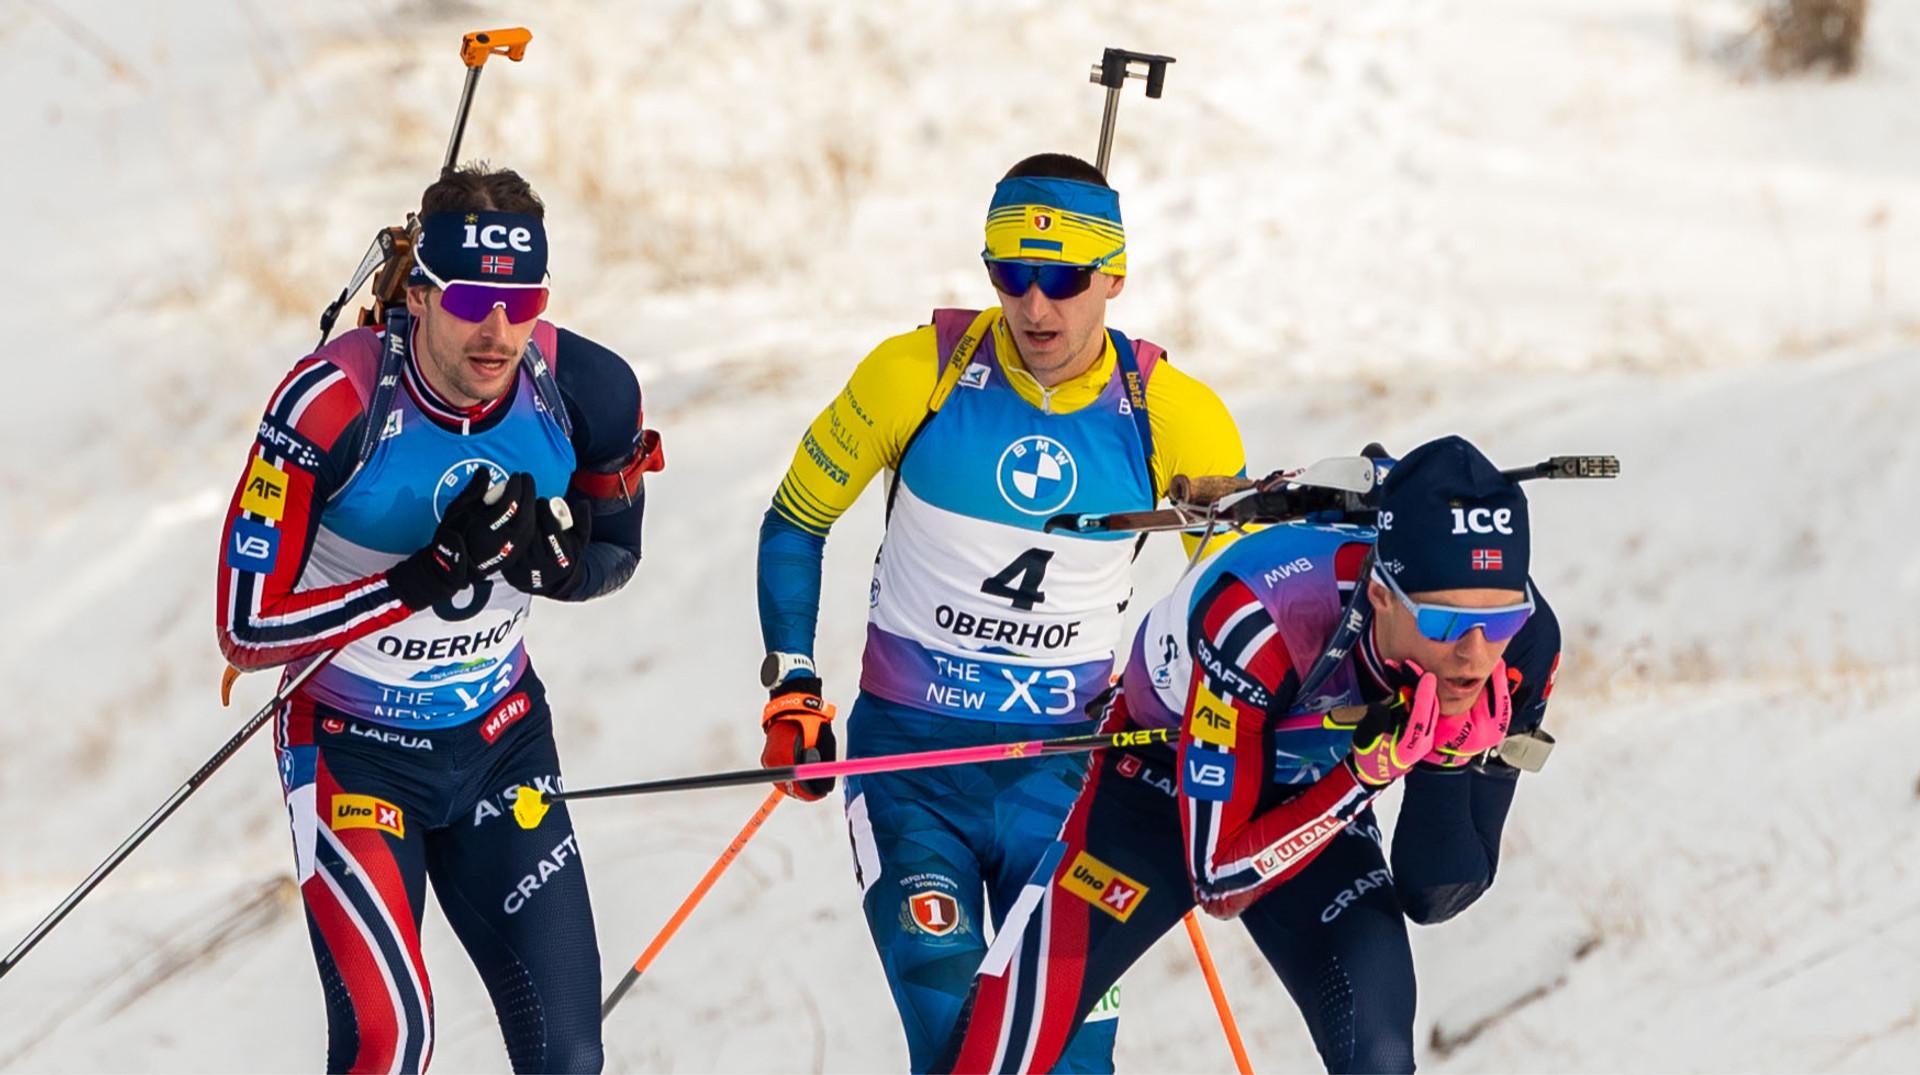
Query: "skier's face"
1367 580 1523 715
994 269 1125 387
406 285 536 406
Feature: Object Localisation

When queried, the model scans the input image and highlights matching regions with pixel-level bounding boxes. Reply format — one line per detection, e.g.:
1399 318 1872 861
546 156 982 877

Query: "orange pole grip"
460 27 532 68
1184 911 1255 1074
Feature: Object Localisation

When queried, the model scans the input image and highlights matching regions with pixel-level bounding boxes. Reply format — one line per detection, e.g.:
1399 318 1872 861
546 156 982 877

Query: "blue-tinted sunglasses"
1373 566 1534 643
984 257 1106 300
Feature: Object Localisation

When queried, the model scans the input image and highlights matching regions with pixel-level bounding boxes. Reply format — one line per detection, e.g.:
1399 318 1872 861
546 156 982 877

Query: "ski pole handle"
460 27 532 67
444 27 533 174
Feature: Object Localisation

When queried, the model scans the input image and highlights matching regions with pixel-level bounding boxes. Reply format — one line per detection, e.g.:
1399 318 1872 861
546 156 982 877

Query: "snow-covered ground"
3 0 1917 1070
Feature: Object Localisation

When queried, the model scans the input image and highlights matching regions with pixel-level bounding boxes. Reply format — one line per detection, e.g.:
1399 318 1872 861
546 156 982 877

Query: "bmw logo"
996 435 1078 515
434 457 509 520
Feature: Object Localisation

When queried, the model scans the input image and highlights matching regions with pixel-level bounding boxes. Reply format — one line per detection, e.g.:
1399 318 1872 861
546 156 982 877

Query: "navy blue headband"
411 211 549 287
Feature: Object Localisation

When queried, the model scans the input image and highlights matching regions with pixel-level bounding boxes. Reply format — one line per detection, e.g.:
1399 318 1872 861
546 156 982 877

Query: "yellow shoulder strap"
928 308 1001 414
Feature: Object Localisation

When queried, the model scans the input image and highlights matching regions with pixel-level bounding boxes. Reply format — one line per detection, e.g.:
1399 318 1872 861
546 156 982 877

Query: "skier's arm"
756 326 938 665
1391 595 1562 923
1176 573 1379 918
550 328 659 602
1143 359 1250 557
215 359 414 671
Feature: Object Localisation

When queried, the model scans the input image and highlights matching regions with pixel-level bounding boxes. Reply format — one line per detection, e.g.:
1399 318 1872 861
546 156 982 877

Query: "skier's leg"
429 690 602 1074
845 696 993 1072
939 741 1194 1075
1239 812 1415 1074
282 711 436 1075
986 738 1118 1073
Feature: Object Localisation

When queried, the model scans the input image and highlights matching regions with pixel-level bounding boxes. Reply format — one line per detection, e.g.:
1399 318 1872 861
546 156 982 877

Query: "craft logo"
331 794 405 838
1471 548 1503 571
906 891 961 936
1190 682 1237 749
995 435 1078 516
240 457 288 521
433 458 509 520
1059 851 1148 922
479 692 532 744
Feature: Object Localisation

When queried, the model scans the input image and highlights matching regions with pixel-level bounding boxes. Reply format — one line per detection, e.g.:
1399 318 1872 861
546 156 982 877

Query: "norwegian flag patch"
1471 548 1503 571
480 254 516 275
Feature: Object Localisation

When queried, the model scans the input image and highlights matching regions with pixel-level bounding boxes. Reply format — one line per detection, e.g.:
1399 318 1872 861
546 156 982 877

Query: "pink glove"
1341 665 1439 787
1426 661 1513 769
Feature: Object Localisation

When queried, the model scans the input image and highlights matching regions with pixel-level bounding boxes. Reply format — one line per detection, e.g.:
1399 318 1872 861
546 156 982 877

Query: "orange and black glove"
761 680 838 801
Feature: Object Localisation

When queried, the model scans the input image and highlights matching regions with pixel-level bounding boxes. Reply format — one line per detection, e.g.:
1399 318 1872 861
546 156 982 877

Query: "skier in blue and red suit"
938 435 1564 1074
213 166 662 1074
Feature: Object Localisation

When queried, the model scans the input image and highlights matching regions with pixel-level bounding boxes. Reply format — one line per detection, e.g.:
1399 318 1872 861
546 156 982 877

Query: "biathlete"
215 166 661 1073
755 153 1248 1071
939 436 1563 1074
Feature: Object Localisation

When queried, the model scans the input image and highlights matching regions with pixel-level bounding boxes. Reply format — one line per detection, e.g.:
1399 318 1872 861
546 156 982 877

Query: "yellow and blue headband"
983 176 1126 275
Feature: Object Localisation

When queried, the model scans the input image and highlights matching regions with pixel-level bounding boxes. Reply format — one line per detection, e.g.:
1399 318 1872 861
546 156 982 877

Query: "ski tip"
512 786 550 829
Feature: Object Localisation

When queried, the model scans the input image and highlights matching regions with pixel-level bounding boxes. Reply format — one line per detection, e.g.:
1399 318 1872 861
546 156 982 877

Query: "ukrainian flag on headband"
983 176 1127 274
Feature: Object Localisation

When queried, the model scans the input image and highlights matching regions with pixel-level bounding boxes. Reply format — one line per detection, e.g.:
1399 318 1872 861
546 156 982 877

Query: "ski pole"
600 788 786 1021
0 652 335 980
511 726 1179 829
1183 911 1254 1075
1088 47 1176 174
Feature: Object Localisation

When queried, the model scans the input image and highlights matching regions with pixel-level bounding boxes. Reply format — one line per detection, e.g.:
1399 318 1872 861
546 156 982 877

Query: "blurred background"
1 0 1914 1070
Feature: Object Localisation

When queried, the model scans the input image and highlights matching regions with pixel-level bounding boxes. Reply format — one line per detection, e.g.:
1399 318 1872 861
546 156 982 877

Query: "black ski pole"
511 726 1180 829
0 652 335 981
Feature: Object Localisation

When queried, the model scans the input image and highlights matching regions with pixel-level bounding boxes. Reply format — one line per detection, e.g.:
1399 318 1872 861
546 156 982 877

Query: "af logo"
240 458 288 521
434 458 509 520
996 435 1078 515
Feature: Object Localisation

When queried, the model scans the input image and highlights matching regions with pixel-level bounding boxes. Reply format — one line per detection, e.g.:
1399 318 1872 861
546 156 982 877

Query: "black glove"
502 494 591 596
385 470 533 610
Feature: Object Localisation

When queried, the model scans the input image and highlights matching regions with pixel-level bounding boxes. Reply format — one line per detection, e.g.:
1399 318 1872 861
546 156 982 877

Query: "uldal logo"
331 794 405 838
996 435 1078 516
480 692 532 744
434 458 509 520
1058 851 1149 922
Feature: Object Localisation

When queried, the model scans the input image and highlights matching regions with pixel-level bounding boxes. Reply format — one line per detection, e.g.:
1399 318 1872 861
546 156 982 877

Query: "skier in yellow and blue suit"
755 153 1248 1072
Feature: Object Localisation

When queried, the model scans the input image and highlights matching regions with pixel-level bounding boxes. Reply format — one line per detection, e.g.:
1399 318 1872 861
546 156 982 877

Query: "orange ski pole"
600 787 785 1020
1184 910 1254 1074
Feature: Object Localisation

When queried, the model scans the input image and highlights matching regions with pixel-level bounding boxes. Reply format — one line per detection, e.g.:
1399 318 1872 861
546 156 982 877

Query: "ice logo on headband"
460 215 536 253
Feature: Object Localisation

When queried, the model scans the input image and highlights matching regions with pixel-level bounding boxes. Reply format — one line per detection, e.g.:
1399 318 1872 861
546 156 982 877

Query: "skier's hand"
502 494 591 596
1425 660 1513 769
448 471 538 577
761 683 838 801
1334 661 1438 787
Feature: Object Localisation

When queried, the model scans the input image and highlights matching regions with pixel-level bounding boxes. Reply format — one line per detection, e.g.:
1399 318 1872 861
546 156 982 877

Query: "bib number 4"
980 548 1076 716
981 548 1054 611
